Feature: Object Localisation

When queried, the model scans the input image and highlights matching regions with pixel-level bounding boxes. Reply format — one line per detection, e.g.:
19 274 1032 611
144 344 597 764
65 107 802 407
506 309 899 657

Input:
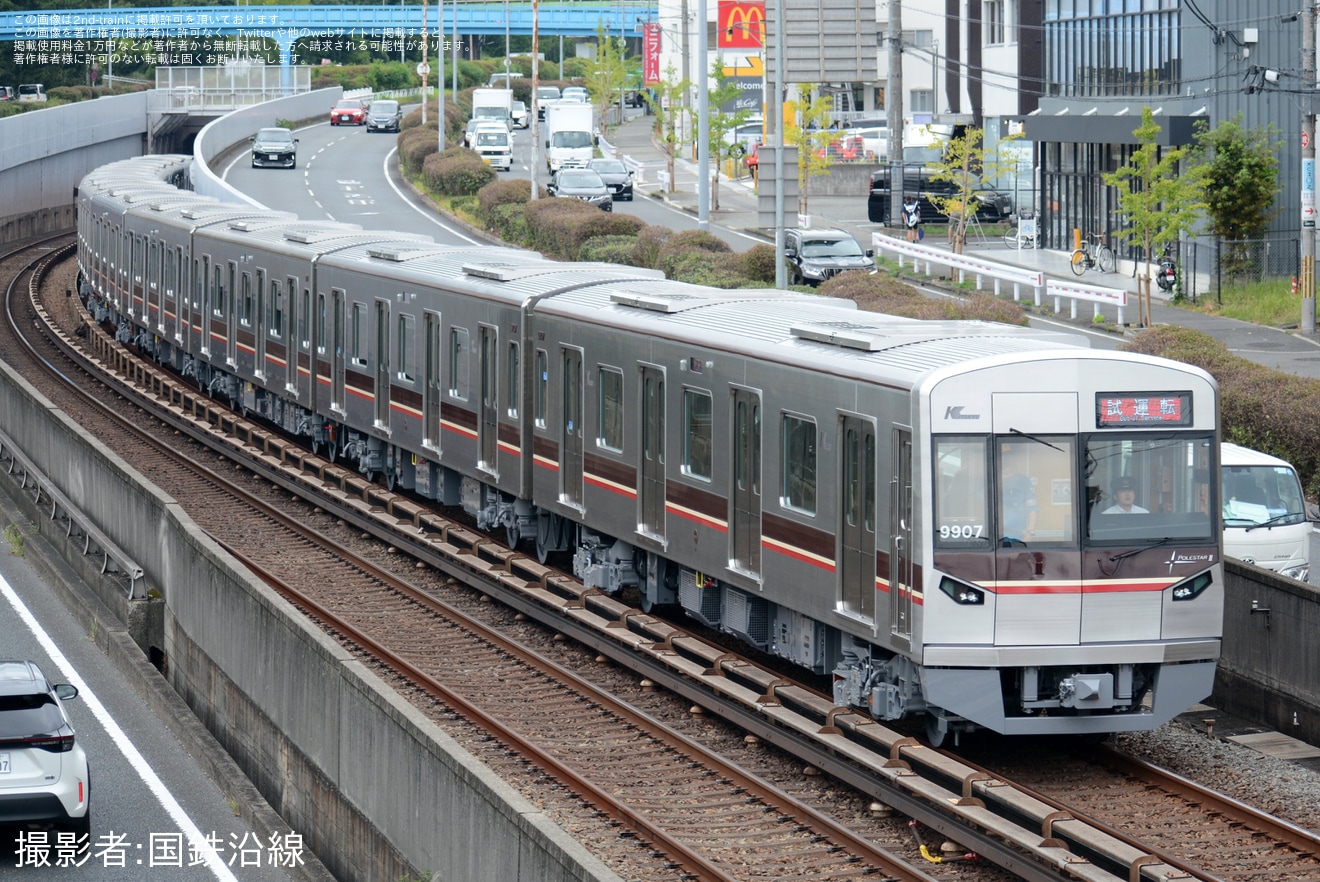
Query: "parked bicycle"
1070 232 1115 276
1155 243 1178 292
1003 212 1038 249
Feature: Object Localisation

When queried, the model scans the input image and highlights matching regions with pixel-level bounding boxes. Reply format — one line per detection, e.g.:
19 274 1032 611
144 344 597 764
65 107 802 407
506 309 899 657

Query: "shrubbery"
820 272 1030 326
656 230 731 278
1121 326 1320 497
397 127 439 175
523 199 646 260
421 148 497 196
477 179 531 227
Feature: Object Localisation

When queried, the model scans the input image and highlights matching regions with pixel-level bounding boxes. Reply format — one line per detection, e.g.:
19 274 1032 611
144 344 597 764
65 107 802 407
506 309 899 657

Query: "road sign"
416 62 430 77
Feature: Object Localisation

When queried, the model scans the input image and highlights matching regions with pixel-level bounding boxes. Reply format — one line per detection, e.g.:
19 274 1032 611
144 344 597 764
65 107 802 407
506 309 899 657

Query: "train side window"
299 289 310 348
449 326 469 399
534 348 547 428
350 303 367 366
506 343 520 419
598 367 624 452
781 413 817 515
683 388 713 481
213 265 223 316
240 272 252 326
934 437 990 548
268 279 282 337
397 314 415 382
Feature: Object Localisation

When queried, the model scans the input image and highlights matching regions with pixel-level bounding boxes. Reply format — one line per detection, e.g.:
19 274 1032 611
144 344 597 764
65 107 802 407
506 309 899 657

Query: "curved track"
5 236 1320 882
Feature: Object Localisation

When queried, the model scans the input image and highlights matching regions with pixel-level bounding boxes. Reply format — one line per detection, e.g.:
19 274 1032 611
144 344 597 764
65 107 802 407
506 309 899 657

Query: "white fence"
870 232 1130 323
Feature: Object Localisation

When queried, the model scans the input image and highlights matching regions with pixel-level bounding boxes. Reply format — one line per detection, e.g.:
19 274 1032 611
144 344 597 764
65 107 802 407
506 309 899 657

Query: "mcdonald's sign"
718 0 765 50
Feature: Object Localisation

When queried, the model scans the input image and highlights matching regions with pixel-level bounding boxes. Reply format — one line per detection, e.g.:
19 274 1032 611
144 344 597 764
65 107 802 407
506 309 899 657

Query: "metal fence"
1180 234 1300 304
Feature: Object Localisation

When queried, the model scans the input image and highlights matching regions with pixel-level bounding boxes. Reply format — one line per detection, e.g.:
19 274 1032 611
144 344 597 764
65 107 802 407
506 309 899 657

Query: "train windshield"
933 433 1214 548
1085 434 1215 542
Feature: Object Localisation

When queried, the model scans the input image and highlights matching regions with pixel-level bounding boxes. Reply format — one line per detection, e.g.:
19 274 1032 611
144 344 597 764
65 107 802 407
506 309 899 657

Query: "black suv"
250 127 298 169
783 228 876 286
867 164 1013 225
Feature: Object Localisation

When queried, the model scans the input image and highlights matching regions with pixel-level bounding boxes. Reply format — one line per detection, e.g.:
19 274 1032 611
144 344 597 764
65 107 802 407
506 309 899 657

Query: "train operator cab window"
934 437 990 547
598 367 624 452
1085 435 1214 543
781 414 817 515
534 349 547 428
683 389 713 481
996 437 1075 546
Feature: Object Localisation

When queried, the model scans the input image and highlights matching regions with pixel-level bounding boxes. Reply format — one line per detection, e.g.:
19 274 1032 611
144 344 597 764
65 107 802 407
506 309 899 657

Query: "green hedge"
421 148 497 196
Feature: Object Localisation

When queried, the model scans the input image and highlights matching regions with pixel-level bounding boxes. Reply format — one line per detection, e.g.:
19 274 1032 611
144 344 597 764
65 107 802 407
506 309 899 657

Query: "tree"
582 26 630 138
1102 107 1207 325
705 61 754 211
784 86 834 218
923 127 1019 254
1193 113 1280 279
650 62 692 195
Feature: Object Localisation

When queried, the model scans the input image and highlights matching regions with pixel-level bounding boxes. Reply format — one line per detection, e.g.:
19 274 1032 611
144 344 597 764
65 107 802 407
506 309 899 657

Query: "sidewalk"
606 112 1320 380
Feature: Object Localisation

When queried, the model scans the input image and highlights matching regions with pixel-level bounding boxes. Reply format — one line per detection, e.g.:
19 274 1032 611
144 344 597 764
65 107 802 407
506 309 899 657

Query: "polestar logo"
944 406 981 420
1164 551 1215 574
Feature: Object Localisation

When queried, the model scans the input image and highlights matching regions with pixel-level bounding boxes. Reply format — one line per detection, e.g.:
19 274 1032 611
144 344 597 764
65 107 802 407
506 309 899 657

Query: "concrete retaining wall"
1216 560 1320 744
0 356 621 882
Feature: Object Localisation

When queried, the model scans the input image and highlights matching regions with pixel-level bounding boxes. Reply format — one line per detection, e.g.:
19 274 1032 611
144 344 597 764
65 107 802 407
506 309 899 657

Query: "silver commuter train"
77 155 1224 743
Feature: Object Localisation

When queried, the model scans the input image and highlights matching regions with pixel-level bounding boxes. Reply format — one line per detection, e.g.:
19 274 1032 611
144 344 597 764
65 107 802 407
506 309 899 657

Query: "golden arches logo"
718 1 765 49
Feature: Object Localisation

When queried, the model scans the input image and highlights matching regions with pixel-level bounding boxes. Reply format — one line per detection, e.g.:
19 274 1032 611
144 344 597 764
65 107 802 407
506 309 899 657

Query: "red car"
329 98 366 126
743 142 759 180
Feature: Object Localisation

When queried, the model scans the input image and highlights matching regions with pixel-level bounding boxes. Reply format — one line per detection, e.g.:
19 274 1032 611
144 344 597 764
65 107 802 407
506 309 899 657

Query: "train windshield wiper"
1008 427 1065 453
1109 536 1178 562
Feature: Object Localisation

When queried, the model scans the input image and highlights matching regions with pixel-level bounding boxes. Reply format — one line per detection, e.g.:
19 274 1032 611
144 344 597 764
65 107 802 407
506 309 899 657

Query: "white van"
1221 442 1311 581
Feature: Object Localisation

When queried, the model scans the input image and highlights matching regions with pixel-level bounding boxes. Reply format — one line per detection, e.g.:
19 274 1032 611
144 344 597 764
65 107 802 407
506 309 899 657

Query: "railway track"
5 236 1320 882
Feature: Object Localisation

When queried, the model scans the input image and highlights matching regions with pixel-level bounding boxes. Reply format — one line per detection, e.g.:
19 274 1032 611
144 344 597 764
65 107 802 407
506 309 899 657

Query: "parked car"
546 169 613 211
366 99 402 133
783 227 876 286
587 158 633 201
17 84 46 103
0 86 15 101
510 100 530 129
329 98 366 126
867 165 1014 225
743 142 760 179
623 89 649 109
0 660 90 838
250 127 298 169
723 118 764 155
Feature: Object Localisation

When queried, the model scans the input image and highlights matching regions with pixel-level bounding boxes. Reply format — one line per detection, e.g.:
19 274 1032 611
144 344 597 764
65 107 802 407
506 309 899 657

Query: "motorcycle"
1155 245 1177 292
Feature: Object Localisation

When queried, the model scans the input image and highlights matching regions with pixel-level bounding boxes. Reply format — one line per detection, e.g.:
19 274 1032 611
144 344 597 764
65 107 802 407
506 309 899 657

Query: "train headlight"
1171 571 1213 601
939 576 984 605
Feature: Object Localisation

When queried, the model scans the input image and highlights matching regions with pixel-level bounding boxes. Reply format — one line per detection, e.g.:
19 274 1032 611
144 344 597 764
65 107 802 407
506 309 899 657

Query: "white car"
0 660 90 838
510 100 530 129
722 119 764 155
560 86 589 104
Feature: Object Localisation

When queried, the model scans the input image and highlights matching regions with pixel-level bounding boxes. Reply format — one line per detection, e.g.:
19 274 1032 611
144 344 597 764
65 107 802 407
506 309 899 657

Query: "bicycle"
1003 212 1038 249
1070 232 1115 276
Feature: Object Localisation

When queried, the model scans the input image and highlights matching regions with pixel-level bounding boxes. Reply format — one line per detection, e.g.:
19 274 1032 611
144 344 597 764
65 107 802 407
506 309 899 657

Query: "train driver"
1101 476 1149 514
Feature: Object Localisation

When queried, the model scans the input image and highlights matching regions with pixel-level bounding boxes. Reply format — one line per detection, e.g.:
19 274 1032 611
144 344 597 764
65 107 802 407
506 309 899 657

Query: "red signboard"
718 0 765 49
642 22 662 85
1096 393 1192 427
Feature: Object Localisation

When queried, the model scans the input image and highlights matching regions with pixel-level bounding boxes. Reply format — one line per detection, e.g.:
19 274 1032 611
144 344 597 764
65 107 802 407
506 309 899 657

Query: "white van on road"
1221 442 1312 581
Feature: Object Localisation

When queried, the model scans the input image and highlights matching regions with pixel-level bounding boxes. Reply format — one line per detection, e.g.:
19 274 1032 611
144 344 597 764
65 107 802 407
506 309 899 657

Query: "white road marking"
0 575 240 881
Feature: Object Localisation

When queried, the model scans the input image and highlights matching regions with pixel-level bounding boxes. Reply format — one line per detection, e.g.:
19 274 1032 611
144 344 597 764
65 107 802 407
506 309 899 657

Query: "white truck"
1221 443 1312 581
544 103 595 173
471 123 512 171
471 88 513 127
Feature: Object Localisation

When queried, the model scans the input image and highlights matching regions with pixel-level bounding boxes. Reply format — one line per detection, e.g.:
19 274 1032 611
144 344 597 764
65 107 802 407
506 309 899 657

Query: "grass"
1179 277 1300 327
3 523 23 556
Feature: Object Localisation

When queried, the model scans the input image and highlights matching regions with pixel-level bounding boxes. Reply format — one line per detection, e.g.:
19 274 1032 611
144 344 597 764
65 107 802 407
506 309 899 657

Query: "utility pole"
696 0 709 230
421 0 428 126
773 0 785 288
887 0 903 234
530 0 539 200
1303 2 1317 335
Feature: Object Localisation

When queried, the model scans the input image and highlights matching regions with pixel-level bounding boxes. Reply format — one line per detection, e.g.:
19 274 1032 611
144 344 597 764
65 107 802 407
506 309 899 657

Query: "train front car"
888 350 1221 743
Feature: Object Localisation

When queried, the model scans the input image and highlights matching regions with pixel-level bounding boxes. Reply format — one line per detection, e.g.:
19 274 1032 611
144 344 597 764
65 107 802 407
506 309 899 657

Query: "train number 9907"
939 524 984 539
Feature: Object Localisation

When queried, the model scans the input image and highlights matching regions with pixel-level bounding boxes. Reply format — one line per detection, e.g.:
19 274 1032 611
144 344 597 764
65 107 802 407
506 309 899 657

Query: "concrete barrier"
0 354 622 882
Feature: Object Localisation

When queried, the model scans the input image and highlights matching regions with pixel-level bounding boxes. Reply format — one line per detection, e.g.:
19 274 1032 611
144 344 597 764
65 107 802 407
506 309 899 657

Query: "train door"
331 289 345 413
308 290 323 412
373 298 388 426
639 365 666 539
838 415 878 621
887 427 913 644
201 256 214 356
561 347 584 507
148 240 159 328
479 325 498 472
225 260 237 365
423 312 441 448
730 387 761 577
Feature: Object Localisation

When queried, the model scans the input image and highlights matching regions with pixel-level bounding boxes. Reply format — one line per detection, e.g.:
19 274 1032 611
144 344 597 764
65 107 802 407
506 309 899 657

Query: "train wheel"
384 470 396 491
505 522 520 549
326 441 338 462
925 712 948 748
